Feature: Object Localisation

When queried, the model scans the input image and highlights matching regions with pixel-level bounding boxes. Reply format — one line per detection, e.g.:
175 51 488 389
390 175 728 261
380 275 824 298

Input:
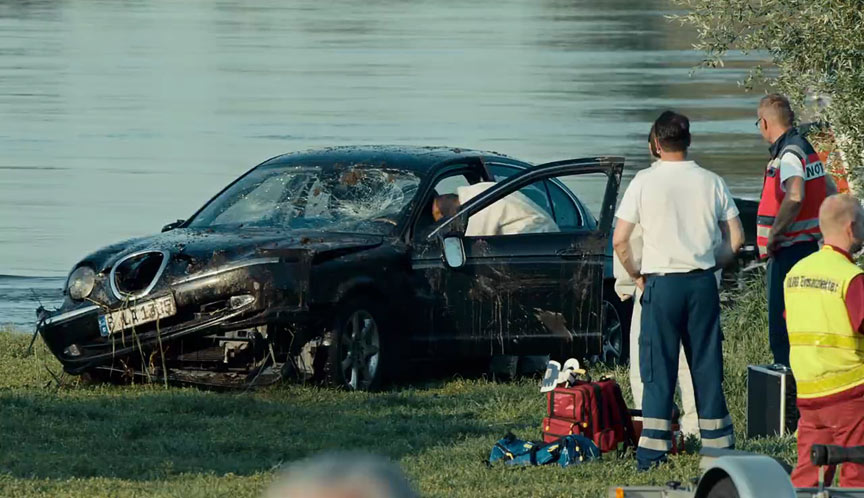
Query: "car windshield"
188 165 420 234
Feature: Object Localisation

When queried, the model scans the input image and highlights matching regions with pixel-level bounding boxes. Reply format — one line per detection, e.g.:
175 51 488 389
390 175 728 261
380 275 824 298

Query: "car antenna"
30 288 44 308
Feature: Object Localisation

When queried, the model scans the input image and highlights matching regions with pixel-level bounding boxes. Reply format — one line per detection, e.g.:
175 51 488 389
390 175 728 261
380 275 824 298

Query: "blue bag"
488 432 600 468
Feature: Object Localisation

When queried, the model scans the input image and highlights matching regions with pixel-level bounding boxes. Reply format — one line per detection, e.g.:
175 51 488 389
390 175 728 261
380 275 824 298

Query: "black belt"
644 267 717 278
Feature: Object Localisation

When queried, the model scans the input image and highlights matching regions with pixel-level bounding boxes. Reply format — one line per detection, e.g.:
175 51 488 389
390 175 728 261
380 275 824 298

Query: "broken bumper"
38 260 314 374
38 302 263 373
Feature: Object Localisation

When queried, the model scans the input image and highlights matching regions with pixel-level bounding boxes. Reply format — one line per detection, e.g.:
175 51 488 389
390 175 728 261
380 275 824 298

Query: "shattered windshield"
188 166 420 234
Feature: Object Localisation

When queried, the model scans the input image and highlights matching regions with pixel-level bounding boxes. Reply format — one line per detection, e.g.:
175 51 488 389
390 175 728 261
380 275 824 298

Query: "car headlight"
67 266 96 300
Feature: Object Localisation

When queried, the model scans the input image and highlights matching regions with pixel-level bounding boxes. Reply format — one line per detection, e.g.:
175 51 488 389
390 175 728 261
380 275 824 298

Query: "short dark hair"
759 93 795 128
652 111 691 152
434 194 460 218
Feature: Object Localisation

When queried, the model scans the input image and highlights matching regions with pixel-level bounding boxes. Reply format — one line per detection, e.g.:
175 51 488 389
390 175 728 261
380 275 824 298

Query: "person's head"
757 93 795 143
265 452 418 498
650 111 690 159
432 194 460 222
819 194 864 254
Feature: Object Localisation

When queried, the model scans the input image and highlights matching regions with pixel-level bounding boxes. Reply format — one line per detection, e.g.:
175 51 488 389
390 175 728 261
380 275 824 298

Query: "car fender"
695 455 795 498
333 276 384 304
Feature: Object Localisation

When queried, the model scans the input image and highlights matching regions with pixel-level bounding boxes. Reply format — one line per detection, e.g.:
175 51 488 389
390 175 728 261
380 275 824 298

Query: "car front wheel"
326 297 389 391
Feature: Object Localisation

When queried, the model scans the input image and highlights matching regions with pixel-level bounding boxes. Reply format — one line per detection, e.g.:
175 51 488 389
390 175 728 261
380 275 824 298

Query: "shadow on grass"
0 387 490 481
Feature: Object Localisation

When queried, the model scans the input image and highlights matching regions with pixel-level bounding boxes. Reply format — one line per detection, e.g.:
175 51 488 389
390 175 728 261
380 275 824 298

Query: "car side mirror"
162 219 185 232
442 236 466 269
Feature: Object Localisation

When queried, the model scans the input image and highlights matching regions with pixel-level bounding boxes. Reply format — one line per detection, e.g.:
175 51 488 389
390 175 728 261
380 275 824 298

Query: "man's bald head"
820 194 864 253
820 194 862 234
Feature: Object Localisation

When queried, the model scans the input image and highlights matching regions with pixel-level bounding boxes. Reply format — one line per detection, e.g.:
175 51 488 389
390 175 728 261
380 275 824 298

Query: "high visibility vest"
786 246 864 398
756 129 827 259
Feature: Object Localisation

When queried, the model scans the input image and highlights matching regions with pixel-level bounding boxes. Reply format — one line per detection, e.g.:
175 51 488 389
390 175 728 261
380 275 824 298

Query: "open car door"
427 156 623 359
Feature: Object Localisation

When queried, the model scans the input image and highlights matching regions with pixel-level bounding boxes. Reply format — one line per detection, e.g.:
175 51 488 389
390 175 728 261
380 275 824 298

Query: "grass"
0 277 796 497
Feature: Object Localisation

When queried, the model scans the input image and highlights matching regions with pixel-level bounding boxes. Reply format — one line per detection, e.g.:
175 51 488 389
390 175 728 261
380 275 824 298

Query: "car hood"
85 227 385 276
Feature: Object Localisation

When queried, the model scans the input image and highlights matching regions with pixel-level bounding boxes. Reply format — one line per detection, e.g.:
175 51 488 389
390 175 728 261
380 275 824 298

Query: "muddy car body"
38 146 630 389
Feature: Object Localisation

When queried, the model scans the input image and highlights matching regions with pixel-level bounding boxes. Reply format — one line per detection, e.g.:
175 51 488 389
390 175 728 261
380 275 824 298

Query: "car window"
556 173 608 229
488 165 553 217
546 179 584 230
201 173 292 226
413 172 474 240
188 166 420 234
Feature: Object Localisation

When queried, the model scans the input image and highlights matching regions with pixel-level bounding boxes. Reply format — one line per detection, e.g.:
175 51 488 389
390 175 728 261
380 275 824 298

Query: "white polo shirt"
615 160 739 274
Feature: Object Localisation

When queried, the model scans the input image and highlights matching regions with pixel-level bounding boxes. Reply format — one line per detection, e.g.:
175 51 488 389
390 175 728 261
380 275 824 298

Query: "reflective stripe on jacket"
757 128 827 258
786 246 864 398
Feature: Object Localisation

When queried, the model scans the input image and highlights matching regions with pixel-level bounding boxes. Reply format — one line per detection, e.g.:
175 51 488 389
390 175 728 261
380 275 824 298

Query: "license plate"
98 295 177 336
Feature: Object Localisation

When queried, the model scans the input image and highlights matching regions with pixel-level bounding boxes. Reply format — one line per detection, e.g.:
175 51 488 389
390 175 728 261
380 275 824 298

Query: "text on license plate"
98 295 177 336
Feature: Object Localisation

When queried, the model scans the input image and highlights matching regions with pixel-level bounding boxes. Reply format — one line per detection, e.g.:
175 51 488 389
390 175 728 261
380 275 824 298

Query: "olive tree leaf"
671 0 864 187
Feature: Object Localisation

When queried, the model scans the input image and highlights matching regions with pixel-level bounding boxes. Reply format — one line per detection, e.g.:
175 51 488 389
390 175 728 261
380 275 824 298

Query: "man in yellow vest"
786 193 864 487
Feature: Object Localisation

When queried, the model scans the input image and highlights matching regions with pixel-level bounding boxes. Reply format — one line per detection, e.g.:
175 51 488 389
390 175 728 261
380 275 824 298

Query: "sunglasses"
754 117 763 128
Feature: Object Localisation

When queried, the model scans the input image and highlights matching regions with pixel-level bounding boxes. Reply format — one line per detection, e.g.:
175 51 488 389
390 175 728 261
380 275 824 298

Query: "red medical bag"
543 378 637 453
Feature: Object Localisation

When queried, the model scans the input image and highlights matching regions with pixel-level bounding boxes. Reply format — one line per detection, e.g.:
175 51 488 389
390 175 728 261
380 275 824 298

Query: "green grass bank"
0 278 796 497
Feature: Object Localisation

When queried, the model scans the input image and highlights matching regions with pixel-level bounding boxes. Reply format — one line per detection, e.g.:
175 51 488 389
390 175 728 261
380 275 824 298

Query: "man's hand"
635 275 646 291
716 215 745 266
766 229 787 259
613 219 643 289
765 232 776 259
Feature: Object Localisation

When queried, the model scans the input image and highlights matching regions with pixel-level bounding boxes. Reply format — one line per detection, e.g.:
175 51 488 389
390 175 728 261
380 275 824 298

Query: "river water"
0 0 768 330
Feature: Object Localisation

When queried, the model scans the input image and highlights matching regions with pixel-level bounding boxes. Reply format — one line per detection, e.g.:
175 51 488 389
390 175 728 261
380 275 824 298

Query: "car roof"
261 145 525 176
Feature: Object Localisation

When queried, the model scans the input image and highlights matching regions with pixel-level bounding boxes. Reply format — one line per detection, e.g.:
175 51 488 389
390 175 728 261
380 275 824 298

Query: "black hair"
652 110 691 153
434 194 460 218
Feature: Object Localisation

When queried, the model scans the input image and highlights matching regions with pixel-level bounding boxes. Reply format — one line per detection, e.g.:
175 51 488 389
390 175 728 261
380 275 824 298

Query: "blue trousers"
766 242 819 367
636 271 734 469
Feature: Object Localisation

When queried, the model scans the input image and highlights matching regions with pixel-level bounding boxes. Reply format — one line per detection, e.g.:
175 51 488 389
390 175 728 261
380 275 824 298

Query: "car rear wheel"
326 297 389 391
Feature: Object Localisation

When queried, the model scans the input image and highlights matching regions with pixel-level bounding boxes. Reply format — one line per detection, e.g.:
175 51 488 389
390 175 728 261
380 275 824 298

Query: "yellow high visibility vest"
787 245 864 398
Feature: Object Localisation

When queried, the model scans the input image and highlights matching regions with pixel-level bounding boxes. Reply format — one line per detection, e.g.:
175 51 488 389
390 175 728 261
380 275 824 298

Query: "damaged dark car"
38 146 629 390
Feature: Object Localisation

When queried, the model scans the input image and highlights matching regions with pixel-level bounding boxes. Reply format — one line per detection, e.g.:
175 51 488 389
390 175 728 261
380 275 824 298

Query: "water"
0 0 770 330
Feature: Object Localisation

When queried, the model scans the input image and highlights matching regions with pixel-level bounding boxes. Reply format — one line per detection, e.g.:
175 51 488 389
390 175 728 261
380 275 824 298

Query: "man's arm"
613 219 645 290
768 175 805 256
716 216 745 267
845 274 864 334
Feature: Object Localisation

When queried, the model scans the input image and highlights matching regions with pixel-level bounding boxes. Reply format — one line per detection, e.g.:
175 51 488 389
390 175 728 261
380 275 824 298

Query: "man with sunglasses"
755 94 833 367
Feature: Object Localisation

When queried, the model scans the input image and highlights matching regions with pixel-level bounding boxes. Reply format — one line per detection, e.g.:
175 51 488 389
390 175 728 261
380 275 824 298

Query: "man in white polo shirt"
614 128 699 440
613 111 744 470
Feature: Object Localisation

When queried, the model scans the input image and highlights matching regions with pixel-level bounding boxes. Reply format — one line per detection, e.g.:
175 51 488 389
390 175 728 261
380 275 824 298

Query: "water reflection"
0 0 769 326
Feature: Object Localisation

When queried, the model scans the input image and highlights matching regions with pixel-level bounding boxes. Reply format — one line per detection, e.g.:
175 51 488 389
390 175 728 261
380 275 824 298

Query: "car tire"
326 296 391 391
602 281 632 366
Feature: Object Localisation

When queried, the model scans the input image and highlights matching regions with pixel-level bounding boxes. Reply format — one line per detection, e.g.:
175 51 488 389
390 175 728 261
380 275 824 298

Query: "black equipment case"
747 364 799 438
